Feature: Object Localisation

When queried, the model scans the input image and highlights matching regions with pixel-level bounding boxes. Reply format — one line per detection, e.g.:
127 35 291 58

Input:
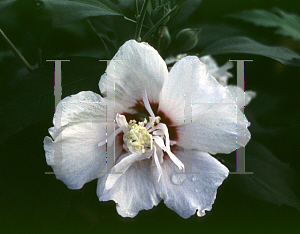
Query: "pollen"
124 120 151 153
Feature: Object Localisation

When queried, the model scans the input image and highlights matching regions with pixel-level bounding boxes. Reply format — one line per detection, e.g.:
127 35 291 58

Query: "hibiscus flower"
44 40 251 218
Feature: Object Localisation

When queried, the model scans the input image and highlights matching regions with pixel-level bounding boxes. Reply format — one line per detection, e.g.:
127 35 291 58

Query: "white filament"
154 123 185 171
153 145 162 181
98 127 122 147
143 89 156 119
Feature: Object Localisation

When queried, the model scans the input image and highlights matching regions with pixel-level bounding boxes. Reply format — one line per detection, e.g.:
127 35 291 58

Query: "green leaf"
83 15 135 59
41 19 107 59
126 0 202 29
220 140 300 211
87 18 117 59
0 57 106 144
0 0 123 29
35 0 123 27
168 0 202 28
0 1 24 32
191 23 250 49
201 36 300 66
226 8 300 41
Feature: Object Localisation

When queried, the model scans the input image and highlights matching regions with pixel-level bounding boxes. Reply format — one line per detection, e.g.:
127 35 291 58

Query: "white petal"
199 55 233 86
245 90 256 106
99 40 168 113
159 56 250 154
165 54 187 65
227 85 257 109
152 149 229 219
53 91 106 127
176 103 251 154
104 152 143 190
44 91 122 189
159 56 233 125
97 159 161 218
44 122 123 189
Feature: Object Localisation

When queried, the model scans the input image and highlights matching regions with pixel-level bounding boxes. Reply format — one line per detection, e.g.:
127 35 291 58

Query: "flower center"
123 118 154 153
99 89 184 181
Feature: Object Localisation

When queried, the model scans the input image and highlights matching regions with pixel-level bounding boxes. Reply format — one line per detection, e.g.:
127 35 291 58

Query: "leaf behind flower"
201 36 300 66
226 8 300 41
220 140 300 212
0 0 123 29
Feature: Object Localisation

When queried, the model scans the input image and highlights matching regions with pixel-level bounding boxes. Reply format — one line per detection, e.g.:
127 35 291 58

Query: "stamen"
167 151 185 171
110 92 181 180
116 113 129 132
143 89 158 130
142 89 155 119
156 146 164 164
98 127 122 147
150 135 153 150
123 117 151 154
155 123 185 171
153 145 162 181
156 123 170 150
152 129 164 135
152 136 166 150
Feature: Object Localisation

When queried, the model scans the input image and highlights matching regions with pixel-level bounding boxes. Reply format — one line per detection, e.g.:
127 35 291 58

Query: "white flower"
44 40 251 219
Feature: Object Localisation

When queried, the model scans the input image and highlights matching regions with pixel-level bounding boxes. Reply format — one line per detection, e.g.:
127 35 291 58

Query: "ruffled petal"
227 85 257 109
175 104 250 154
53 91 106 127
159 56 250 154
99 40 168 113
97 159 161 217
104 152 144 190
44 91 123 189
44 122 122 189
199 55 233 86
152 149 229 219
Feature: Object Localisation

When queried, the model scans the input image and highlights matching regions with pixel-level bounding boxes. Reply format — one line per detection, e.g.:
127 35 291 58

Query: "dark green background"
1 0 300 233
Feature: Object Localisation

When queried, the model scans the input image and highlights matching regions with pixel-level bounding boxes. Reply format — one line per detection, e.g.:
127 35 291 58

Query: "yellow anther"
123 119 151 154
